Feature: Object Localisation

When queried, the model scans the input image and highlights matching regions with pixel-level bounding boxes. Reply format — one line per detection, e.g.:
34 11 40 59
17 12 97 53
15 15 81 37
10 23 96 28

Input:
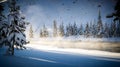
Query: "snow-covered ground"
24 37 120 60
0 37 120 67
0 41 120 67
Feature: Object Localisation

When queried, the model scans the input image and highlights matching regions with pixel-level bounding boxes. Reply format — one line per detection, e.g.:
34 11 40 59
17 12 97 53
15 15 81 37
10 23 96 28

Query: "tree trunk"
11 45 14 55
11 34 15 55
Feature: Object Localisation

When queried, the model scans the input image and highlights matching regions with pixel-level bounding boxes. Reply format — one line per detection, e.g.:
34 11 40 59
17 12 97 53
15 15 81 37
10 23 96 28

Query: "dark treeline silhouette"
39 1 120 38
106 0 120 37
39 20 120 38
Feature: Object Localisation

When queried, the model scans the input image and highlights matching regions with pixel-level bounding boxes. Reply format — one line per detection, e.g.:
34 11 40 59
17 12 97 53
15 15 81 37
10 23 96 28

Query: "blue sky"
2 0 116 33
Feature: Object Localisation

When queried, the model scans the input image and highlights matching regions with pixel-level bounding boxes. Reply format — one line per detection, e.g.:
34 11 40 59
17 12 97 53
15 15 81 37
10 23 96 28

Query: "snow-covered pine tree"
53 20 57 37
7 0 29 55
0 4 8 47
96 5 103 38
42 24 49 37
107 22 112 37
107 0 120 37
68 23 73 36
89 21 93 37
58 22 64 37
92 19 98 37
40 29 43 37
107 24 112 38
73 22 78 36
104 23 109 38
84 22 89 37
65 24 69 36
111 21 117 37
65 23 72 36
29 25 33 38
78 24 83 35
116 22 120 37
0 4 5 22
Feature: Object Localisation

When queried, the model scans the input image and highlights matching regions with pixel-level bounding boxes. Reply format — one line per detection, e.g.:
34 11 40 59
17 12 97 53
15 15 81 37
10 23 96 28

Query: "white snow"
28 57 58 63
26 44 120 59
28 36 120 42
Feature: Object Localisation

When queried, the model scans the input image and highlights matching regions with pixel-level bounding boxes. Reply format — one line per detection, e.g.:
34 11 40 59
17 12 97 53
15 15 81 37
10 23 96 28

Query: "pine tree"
116 22 120 37
65 24 69 36
29 25 33 38
78 24 83 35
53 20 57 37
65 23 78 36
91 19 97 37
84 23 89 37
89 21 93 36
0 4 6 22
0 4 8 47
97 5 103 38
73 22 78 35
111 21 117 37
68 23 73 36
107 0 120 37
69 24 73 36
92 24 97 37
106 0 120 22
40 29 43 37
104 23 109 37
7 0 29 55
58 22 64 37
42 24 49 37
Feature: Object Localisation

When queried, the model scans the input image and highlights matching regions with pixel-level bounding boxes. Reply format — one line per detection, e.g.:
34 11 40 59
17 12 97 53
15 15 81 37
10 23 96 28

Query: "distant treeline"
29 20 120 38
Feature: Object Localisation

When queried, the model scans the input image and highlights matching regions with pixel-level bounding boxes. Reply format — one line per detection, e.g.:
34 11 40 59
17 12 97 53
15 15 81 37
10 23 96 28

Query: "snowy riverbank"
26 44 120 59
28 37 120 52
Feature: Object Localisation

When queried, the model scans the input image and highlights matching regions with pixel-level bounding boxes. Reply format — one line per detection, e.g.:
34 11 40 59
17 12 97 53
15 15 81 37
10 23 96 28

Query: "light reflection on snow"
25 44 120 59
28 57 58 63
24 37 120 62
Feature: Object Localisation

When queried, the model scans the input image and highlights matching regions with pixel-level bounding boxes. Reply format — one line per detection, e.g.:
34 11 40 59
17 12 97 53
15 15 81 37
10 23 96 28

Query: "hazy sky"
2 0 116 34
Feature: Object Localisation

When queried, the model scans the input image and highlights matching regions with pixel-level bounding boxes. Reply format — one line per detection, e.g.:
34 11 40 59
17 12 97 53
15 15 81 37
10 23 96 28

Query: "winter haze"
0 0 120 67
12 0 115 37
